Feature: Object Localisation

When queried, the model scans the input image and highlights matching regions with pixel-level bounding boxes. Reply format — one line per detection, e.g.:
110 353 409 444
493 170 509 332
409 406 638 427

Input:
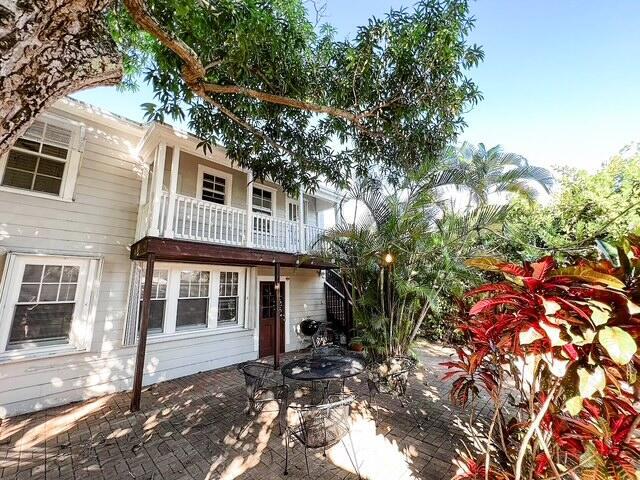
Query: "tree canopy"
484 154 640 262
107 0 483 192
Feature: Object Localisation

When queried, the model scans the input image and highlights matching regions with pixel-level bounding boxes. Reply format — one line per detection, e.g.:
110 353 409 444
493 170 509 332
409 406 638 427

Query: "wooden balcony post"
245 170 253 247
298 191 305 252
148 144 166 237
274 262 281 370
163 146 180 238
135 167 149 239
130 253 155 412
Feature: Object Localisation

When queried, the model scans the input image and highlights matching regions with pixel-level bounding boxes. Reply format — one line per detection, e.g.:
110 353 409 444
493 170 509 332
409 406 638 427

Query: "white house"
0 98 347 418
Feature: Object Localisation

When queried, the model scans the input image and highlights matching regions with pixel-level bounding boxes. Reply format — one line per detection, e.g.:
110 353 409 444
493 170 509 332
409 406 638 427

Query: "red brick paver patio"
0 342 493 480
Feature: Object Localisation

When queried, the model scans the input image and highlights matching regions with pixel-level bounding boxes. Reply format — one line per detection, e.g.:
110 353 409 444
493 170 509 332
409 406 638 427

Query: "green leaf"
549 266 625 289
578 366 606 399
565 395 583 415
598 326 637 365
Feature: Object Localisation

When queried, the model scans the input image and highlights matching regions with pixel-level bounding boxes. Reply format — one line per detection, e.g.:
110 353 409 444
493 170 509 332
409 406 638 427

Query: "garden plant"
445 237 640 479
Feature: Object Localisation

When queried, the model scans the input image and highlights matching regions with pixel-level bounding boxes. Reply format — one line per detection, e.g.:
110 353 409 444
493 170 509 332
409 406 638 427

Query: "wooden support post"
274 262 281 370
130 253 155 412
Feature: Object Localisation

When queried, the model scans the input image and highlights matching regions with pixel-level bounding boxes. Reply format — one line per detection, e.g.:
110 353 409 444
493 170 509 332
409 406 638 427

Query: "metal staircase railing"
324 269 353 338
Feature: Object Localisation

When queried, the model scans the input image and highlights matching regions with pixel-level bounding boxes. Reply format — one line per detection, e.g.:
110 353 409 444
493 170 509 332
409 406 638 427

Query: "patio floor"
0 342 493 480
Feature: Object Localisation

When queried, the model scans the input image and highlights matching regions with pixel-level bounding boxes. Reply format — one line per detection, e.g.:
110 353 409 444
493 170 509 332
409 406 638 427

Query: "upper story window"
0 117 82 201
197 165 232 206
287 197 309 223
252 187 273 216
0 254 101 357
202 173 226 204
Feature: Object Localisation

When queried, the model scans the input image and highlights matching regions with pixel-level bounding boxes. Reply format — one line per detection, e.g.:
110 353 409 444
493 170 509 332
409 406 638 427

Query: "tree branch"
124 0 374 127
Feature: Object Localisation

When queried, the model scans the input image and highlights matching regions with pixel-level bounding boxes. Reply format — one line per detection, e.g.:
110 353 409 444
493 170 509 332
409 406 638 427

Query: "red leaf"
469 298 520 315
563 344 579 361
531 256 555 280
500 263 528 277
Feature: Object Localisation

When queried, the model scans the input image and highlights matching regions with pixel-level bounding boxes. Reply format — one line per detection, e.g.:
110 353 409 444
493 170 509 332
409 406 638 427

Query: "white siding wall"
0 103 329 418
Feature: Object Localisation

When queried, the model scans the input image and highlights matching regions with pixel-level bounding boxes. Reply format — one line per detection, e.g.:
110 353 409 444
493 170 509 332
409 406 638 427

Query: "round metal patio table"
281 355 365 403
281 356 365 382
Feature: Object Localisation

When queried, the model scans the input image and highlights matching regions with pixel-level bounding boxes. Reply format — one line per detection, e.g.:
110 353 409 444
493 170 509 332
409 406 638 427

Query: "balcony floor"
130 236 335 269
0 342 494 480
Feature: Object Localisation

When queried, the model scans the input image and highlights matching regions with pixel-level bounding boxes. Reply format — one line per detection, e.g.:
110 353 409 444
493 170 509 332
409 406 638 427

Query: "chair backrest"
238 362 274 397
311 323 336 347
289 394 353 449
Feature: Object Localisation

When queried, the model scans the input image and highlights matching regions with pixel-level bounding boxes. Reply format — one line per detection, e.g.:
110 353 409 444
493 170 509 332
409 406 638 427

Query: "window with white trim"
138 269 168 334
127 264 247 338
0 254 101 354
252 187 273 216
197 165 232 206
217 272 239 326
201 173 226 204
0 118 82 200
177 270 209 329
287 197 310 223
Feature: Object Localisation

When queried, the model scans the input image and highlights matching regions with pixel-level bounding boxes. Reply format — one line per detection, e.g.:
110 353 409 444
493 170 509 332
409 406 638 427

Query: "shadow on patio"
0 343 493 480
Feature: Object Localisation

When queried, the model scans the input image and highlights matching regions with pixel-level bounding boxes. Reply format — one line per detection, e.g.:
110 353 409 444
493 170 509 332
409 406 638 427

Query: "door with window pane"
252 187 273 245
258 281 285 357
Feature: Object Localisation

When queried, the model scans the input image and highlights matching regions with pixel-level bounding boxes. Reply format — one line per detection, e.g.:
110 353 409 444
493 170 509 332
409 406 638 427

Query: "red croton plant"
444 238 640 480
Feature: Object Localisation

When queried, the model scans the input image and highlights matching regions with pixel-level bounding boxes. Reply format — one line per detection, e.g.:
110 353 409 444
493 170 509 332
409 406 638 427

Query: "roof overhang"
130 236 336 269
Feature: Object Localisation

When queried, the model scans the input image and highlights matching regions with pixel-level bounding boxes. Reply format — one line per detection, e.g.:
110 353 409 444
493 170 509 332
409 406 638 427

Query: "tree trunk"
0 0 123 155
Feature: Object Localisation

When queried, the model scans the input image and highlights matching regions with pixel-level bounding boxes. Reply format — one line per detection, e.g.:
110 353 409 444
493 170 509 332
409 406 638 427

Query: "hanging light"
384 252 394 265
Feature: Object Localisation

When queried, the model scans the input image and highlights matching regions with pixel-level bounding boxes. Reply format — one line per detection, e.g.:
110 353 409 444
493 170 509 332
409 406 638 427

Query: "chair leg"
304 446 310 475
284 431 289 475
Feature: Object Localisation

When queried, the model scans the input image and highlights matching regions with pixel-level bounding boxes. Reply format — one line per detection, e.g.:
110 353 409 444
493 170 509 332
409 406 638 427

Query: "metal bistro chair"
284 394 360 477
237 362 289 439
311 323 337 348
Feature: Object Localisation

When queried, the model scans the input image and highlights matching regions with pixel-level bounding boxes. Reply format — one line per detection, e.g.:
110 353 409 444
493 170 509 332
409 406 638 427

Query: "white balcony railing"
137 192 326 254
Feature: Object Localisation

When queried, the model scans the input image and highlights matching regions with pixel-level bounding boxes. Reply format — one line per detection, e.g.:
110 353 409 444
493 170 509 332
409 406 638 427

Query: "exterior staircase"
324 269 353 339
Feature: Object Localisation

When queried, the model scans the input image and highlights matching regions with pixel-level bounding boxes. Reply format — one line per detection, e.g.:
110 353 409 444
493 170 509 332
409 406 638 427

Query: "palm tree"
445 142 554 206
324 171 509 360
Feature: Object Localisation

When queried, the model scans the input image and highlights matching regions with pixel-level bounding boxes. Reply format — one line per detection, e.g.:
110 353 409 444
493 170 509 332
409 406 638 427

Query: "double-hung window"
177 271 209 329
0 254 101 356
217 272 239 326
128 264 246 340
0 117 82 201
138 269 168 334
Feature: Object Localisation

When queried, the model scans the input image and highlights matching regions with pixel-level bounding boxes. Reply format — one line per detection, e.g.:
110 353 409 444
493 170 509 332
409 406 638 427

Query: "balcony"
136 190 329 255
133 142 337 254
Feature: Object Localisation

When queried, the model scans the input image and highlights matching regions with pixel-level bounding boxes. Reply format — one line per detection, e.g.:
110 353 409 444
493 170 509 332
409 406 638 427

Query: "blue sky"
73 0 640 172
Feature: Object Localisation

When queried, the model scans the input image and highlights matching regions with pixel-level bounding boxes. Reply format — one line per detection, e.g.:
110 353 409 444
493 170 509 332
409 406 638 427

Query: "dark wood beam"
130 236 335 269
130 253 155 412
274 262 281 370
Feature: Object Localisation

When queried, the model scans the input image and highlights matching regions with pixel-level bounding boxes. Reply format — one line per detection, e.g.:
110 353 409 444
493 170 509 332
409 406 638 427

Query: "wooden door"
259 281 286 357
